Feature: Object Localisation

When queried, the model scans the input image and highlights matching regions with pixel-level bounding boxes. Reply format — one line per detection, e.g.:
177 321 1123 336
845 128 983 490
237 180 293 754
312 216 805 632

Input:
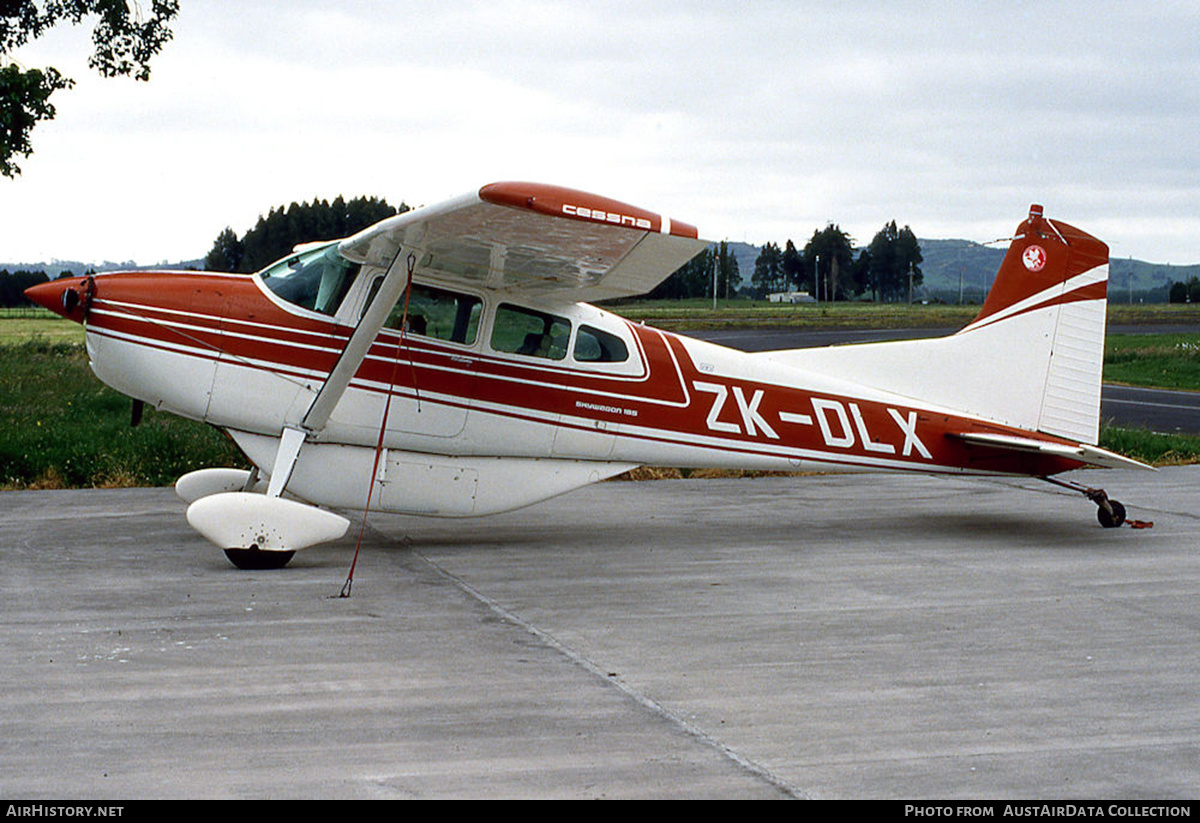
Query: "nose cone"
25 276 92 324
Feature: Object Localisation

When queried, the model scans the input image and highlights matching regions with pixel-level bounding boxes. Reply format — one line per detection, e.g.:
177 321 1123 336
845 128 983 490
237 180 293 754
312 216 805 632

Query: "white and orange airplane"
26 182 1151 568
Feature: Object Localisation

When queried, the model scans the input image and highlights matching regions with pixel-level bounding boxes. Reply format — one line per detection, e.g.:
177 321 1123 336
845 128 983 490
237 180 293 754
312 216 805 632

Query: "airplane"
25 182 1153 570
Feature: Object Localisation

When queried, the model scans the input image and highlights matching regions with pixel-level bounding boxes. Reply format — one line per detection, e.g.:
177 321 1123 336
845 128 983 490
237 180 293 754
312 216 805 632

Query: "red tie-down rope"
340 252 417 598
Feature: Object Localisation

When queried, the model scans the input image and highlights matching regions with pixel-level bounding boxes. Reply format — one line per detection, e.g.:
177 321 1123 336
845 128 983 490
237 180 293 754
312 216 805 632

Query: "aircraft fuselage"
31 263 1081 519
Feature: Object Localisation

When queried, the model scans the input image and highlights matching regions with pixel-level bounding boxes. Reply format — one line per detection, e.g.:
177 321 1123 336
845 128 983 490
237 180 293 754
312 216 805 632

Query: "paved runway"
2 467 1198 799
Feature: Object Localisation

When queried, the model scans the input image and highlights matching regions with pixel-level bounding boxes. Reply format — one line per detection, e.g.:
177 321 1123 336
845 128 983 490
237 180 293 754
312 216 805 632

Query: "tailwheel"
1041 476 1145 529
1096 499 1126 529
223 548 296 570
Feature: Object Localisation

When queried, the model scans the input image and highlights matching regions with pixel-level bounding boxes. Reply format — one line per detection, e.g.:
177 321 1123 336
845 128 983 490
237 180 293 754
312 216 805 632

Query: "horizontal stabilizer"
947 432 1155 472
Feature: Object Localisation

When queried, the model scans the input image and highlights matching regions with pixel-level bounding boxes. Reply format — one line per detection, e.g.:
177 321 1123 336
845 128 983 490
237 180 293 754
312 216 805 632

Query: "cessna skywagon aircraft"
26 182 1151 569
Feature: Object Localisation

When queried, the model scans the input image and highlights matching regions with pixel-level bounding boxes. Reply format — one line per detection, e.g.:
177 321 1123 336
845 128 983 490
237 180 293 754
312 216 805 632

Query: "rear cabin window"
259 243 360 316
573 324 629 363
490 303 570 360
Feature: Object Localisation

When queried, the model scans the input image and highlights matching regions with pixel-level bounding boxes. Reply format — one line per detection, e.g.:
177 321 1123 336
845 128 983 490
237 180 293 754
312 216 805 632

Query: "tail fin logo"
1022 245 1048 272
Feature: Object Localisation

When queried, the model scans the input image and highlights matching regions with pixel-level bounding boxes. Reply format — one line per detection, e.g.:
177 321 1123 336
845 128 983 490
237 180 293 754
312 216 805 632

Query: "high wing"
337 181 710 303
262 182 710 513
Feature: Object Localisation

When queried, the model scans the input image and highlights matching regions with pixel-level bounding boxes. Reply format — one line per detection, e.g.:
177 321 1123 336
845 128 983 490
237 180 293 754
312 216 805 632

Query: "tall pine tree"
752 242 785 298
206 196 407 273
866 221 923 302
802 224 856 300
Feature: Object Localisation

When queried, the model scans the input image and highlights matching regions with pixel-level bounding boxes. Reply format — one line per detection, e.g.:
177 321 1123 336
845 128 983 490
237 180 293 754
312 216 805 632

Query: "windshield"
259 242 360 316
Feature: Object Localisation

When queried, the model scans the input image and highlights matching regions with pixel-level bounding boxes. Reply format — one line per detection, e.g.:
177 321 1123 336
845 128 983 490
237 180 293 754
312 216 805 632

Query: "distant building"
767 291 815 304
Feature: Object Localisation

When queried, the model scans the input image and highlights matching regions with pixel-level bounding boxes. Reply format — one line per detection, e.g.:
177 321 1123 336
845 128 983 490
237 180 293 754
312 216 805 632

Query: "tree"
0 63 70 177
1169 277 1200 304
0 268 49 307
849 248 872 298
802 224 855 300
715 240 741 299
204 227 244 273
866 221 898 301
895 223 923 302
781 240 804 291
865 220 923 302
209 196 407 273
751 241 784 298
1 1 179 177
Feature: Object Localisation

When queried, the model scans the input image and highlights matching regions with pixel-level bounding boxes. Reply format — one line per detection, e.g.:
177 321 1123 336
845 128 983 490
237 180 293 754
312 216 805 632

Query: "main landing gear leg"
1041 476 1143 528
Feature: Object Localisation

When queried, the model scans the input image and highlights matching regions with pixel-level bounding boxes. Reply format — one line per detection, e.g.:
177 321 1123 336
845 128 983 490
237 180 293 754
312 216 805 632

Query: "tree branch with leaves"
0 0 179 177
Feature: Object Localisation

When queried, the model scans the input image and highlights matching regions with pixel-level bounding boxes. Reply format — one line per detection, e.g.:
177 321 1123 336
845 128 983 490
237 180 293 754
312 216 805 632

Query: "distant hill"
726 242 761 288
715 239 1199 304
0 259 204 277
914 239 1005 303
1107 258 1200 304
917 239 1200 303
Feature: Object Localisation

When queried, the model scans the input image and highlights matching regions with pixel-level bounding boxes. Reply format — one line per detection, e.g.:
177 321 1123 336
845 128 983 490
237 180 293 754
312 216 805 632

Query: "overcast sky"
3 0 1199 266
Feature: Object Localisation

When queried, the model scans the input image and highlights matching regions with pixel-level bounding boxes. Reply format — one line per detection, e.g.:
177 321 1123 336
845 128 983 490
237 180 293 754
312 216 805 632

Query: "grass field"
1105 332 1200 391
0 339 244 489
1 303 1197 488
0 309 88 345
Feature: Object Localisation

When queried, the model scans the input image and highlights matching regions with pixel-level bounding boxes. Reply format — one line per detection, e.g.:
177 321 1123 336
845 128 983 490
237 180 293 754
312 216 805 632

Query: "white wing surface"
338 182 709 303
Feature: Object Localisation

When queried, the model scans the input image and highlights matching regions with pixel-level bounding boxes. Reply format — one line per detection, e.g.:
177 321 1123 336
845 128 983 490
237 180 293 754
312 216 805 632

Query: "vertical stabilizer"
959 205 1110 443
760 206 1110 444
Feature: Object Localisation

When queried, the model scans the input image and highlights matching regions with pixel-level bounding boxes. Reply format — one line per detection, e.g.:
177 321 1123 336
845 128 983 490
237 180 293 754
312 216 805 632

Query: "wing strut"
266 247 417 500
185 250 418 565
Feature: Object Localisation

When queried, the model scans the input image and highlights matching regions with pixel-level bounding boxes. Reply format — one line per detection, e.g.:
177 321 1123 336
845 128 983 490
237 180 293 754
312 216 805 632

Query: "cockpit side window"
360 278 483 345
259 243 360 316
385 283 482 345
490 303 570 360
573 324 629 363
